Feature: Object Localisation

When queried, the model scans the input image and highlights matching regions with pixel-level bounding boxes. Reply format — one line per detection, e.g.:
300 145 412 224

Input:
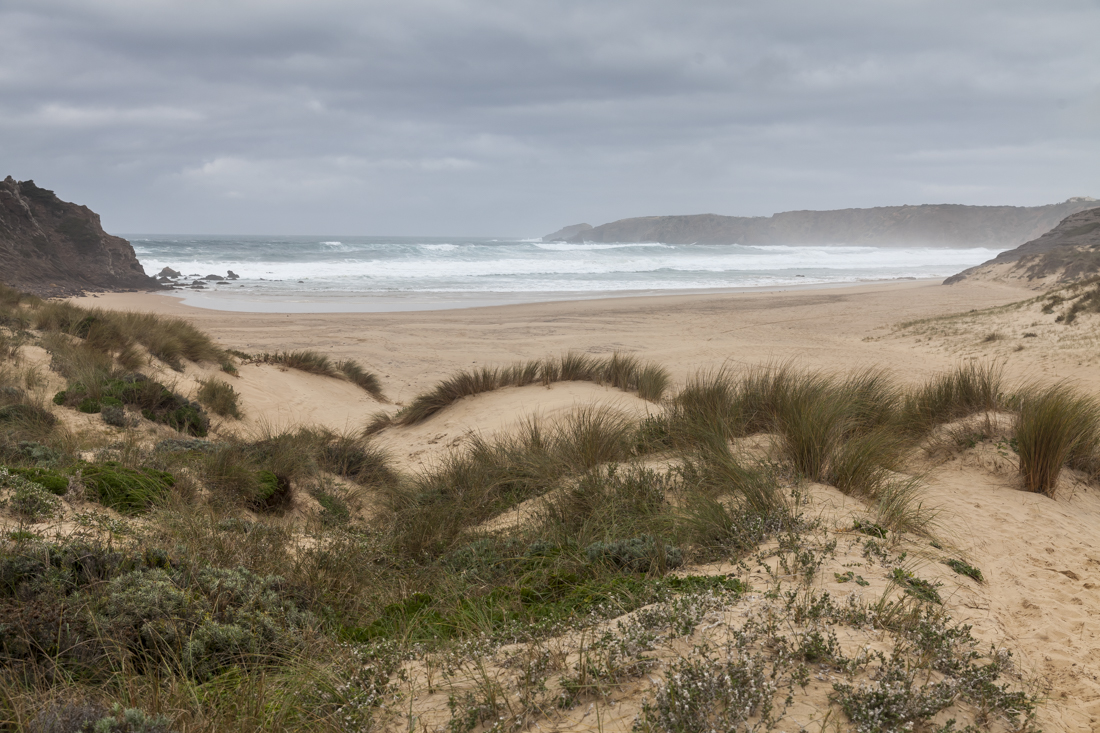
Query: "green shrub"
88 704 174 733
8 466 69 495
59 374 210 436
101 405 129 427
584 535 683 573
1 468 62 520
253 470 292 511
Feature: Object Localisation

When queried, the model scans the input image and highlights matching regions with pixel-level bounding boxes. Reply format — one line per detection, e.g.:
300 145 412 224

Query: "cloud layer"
2 0 1098 234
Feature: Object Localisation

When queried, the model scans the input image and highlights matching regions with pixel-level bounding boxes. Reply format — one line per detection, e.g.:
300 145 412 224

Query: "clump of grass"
307 429 394 485
80 461 175 514
258 350 339 377
902 361 1005 434
336 359 386 400
197 377 242 418
254 351 387 399
1015 382 1100 496
374 352 669 430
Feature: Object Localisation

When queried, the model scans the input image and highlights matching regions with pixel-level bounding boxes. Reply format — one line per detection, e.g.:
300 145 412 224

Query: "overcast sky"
2 0 1098 236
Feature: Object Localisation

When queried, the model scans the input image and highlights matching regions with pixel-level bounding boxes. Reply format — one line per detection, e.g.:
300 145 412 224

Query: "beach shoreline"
134 276 944 314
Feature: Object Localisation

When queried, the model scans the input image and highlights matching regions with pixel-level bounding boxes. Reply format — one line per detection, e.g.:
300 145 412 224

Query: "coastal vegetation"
2 282 1098 731
367 352 668 432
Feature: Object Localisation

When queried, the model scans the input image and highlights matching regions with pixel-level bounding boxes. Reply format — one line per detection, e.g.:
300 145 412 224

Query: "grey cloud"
0 0 1097 234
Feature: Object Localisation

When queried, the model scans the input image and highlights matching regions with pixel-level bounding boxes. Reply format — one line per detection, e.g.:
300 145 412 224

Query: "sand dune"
43 279 1100 731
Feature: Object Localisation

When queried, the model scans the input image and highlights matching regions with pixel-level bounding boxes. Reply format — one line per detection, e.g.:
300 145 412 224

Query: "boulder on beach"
227 270 240 280
157 267 182 279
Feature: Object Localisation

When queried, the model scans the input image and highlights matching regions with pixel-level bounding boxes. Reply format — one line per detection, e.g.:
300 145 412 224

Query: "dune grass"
33 301 226 369
253 350 387 399
370 352 669 432
335 358 386 400
1015 383 1100 496
901 361 1005 434
196 377 242 418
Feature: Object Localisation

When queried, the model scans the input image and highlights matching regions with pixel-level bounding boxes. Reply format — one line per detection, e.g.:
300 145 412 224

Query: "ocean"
126 234 1003 312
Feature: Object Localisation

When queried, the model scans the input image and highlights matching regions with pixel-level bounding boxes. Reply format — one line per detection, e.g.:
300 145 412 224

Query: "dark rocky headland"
0 176 157 297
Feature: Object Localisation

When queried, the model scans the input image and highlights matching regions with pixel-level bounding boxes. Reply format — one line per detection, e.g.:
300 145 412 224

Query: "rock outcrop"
944 206 1100 286
561 199 1098 247
542 223 592 242
0 177 158 296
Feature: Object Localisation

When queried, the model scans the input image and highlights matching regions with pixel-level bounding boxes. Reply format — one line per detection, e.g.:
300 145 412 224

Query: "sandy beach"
72 277 1099 402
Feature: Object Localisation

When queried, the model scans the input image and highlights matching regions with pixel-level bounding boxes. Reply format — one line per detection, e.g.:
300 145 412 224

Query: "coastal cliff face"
568 199 1099 247
0 176 157 296
944 205 1100 286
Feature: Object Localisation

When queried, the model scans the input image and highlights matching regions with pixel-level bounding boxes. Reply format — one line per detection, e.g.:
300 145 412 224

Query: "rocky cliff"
0 177 157 296
944 206 1100 286
565 199 1099 247
542 223 592 242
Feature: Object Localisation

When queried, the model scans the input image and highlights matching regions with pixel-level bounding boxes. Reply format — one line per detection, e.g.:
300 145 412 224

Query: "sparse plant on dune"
197 377 242 418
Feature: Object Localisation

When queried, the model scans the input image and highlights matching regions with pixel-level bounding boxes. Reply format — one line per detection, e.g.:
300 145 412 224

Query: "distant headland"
546 198 1098 248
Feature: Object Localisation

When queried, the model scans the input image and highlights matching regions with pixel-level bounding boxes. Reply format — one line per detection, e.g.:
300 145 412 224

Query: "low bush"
56 374 210 437
316 433 393 485
101 404 130 427
196 377 242 418
7 466 69 495
584 535 683 573
0 540 316 682
1 468 62 520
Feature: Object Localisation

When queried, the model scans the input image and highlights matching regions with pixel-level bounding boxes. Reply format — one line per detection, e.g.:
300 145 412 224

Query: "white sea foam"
128 234 1004 299
534 242 672 251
